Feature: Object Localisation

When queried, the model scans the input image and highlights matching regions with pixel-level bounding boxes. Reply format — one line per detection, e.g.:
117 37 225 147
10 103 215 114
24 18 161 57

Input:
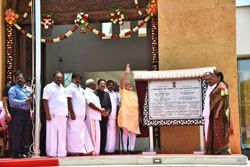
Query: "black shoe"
122 151 129 154
14 154 25 159
130 151 138 154
67 153 79 156
114 150 120 154
25 152 32 158
100 151 108 155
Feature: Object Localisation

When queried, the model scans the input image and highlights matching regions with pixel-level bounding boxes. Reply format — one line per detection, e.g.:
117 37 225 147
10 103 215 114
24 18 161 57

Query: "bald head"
203 72 213 86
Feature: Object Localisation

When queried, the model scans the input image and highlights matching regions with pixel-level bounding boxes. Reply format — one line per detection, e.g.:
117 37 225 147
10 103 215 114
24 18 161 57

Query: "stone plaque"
148 79 202 120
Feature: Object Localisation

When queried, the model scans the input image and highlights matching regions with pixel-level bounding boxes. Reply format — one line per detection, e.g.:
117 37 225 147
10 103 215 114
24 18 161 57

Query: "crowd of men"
1 64 141 158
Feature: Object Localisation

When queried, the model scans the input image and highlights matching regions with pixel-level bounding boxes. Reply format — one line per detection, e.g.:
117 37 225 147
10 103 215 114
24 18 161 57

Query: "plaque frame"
142 78 207 126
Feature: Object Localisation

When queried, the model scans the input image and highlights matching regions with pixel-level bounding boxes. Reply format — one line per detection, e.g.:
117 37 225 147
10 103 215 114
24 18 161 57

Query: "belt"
11 107 30 113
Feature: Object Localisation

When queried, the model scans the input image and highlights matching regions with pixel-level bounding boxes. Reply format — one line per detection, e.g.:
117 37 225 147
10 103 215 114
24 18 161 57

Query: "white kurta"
43 82 68 157
203 84 217 141
105 90 119 153
65 83 87 153
85 87 102 155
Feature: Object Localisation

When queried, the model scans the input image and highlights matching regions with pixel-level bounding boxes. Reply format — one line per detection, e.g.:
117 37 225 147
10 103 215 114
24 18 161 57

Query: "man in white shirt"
85 79 106 156
43 71 68 157
65 72 94 155
105 80 119 154
203 72 216 141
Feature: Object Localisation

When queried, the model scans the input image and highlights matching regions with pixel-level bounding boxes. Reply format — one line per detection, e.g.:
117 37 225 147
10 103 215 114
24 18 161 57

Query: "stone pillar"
0 0 7 98
158 0 240 153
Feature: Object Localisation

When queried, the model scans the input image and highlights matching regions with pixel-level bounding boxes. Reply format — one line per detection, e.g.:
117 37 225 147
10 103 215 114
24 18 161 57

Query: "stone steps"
59 154 248 166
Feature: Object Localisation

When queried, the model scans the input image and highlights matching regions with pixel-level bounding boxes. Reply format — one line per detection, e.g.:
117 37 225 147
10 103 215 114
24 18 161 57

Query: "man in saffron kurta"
118 64 141 154
118 89 140 134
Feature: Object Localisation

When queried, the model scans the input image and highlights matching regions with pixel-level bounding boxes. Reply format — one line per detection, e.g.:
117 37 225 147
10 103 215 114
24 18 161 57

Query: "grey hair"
86 79 95 87
125 80 130 85
203 71 213 76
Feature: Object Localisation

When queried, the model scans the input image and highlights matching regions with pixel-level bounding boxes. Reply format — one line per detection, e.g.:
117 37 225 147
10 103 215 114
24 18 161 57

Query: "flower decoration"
146 0 157 17
4 9 19 25
74 10 89 25
107 8 128 25
41 14 55 29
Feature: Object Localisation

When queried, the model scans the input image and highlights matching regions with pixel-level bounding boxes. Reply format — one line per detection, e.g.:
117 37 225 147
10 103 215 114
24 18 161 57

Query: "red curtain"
135 80 149 137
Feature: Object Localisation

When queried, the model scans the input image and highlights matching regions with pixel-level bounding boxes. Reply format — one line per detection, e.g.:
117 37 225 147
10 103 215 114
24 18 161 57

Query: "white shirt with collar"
85 87 101 120
203 84 217 118
108 90 119 120
65 82 86 116
43 82 68 116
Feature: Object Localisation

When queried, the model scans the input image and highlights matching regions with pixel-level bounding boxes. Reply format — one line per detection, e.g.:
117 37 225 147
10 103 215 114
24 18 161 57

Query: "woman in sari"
205 71 234 155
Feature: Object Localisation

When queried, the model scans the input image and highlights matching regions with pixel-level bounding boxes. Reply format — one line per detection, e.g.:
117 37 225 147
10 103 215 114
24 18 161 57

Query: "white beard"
127 87 133 90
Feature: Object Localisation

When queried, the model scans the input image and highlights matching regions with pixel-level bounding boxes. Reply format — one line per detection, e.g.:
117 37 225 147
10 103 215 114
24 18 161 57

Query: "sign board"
148 79 202 120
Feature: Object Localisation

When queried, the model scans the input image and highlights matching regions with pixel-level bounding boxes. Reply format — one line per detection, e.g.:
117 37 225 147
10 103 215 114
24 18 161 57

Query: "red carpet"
0 157 59 166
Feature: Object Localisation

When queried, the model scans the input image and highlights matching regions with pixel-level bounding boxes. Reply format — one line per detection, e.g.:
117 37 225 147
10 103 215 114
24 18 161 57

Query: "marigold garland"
14 22 80 43
4 9 19 25
134 0 148 17
146 0 157 17
18 0 32 23
85 16 151 38
8 0 153 42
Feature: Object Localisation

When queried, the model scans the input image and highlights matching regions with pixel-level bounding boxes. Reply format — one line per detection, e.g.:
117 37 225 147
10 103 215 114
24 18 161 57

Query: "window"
102 22 112 39
64 73 72 87
120 21 131 38
138 20 147 37
238 59 250 148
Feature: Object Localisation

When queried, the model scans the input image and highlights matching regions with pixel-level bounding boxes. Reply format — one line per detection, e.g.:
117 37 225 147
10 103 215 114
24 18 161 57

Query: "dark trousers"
7 110 13 157
100 118 108 154
11 108 30 156
40 111 46 156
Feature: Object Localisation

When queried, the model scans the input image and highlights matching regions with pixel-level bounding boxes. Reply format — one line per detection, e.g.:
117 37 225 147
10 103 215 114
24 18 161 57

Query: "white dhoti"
66 116 86 154
84 122 94 154
204 116 209 141
105 119 117 153
85 119 100 155
46 115 67 157
115 126 120 151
